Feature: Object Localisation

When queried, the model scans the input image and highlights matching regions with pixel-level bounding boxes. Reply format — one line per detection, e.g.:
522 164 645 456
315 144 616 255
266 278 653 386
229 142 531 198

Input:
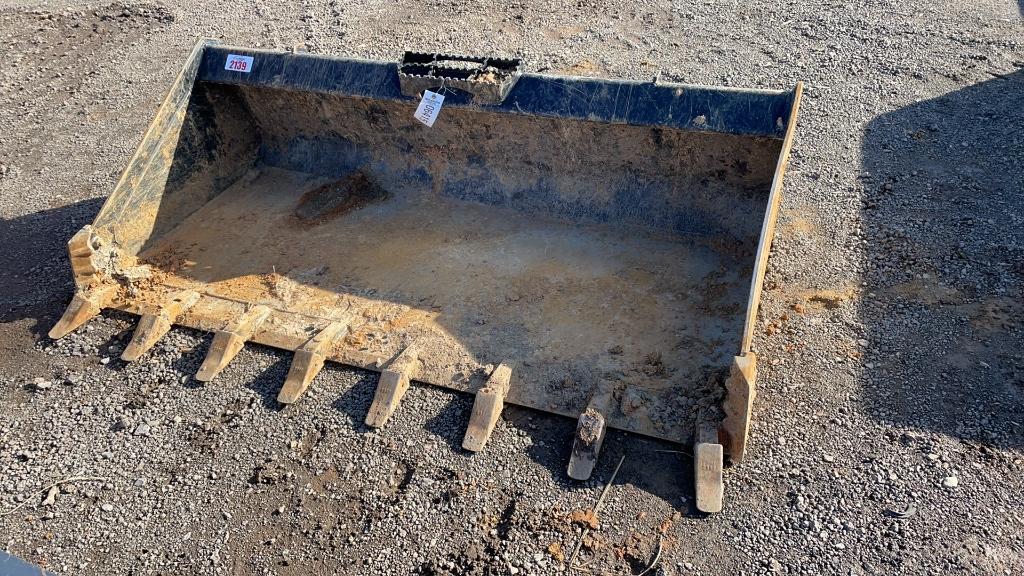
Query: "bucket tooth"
694 420 724 513
568 386 614 481
121 290 200 362
568 408 607 480
196 304 273 382
49 285 117 339
277 321 346 404
365 343 420 428
462 362 513 452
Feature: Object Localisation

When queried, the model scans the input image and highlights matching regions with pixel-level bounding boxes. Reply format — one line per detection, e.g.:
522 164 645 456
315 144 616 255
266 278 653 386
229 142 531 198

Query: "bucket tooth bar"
462 362 513 452
121 290 200 362
49 285 118 340
365 342 421 428
196 304 273 382
567 385 614 481
720 353 758 463
694 419 725 513
277 321 347 404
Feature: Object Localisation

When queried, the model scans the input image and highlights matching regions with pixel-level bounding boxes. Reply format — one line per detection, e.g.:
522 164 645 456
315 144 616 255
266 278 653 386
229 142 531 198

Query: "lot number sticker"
414 90 445 127
224 54 254 73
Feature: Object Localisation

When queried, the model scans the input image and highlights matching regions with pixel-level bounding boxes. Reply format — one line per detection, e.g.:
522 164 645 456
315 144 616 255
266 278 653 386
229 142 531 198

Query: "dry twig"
635 534 664 576
569 455 626 572
1 475 108 517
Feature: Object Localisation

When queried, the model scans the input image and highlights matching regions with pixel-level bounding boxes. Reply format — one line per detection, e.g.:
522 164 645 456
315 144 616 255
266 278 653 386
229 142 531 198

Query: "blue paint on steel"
197 44 796 138
0 551 57 576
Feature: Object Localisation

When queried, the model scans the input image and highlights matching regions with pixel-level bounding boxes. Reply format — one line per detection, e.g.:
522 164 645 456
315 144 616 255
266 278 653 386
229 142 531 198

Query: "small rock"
942 476 959 488
42 485 59 506
101 503 114 512
99 357 111 365
134 423 151 436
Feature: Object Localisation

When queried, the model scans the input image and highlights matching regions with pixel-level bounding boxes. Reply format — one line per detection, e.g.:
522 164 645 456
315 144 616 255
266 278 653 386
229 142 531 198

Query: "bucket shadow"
331 368 382 429
240 352 292 411
0 197 105 337
500 404 696 513
423 392 474 453
859 69 1024 448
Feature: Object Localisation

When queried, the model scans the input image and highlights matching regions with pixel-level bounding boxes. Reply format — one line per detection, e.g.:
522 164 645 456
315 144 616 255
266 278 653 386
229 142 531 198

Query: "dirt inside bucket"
127 165 743 441
293 171 387 224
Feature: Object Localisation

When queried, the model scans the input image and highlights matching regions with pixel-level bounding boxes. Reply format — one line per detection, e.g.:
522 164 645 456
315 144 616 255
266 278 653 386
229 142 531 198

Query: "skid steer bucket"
51 40 801 510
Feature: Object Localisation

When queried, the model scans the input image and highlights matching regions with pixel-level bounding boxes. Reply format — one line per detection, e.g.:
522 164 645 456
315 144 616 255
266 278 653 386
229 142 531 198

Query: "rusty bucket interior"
50 41 801 499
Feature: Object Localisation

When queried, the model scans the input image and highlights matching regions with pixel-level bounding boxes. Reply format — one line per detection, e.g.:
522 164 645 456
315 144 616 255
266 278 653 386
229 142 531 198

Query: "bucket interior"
92 78 784 442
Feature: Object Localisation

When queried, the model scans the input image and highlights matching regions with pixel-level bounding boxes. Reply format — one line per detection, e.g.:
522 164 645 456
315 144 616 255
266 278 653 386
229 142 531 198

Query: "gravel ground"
1 1 1023 575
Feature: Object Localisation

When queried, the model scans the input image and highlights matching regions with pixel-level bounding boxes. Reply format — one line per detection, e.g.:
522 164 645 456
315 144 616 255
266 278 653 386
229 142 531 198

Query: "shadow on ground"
860 69 1024 448
0 197 104 336
503 405 696 513
337 376 695 511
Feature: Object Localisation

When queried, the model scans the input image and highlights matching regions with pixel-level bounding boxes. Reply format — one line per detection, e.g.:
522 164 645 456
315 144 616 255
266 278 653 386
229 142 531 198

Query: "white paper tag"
224 54 254 73
414 90 445 127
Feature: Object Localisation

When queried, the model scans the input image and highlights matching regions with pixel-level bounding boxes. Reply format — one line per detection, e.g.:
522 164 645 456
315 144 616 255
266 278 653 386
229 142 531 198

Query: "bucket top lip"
199 42 799 139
